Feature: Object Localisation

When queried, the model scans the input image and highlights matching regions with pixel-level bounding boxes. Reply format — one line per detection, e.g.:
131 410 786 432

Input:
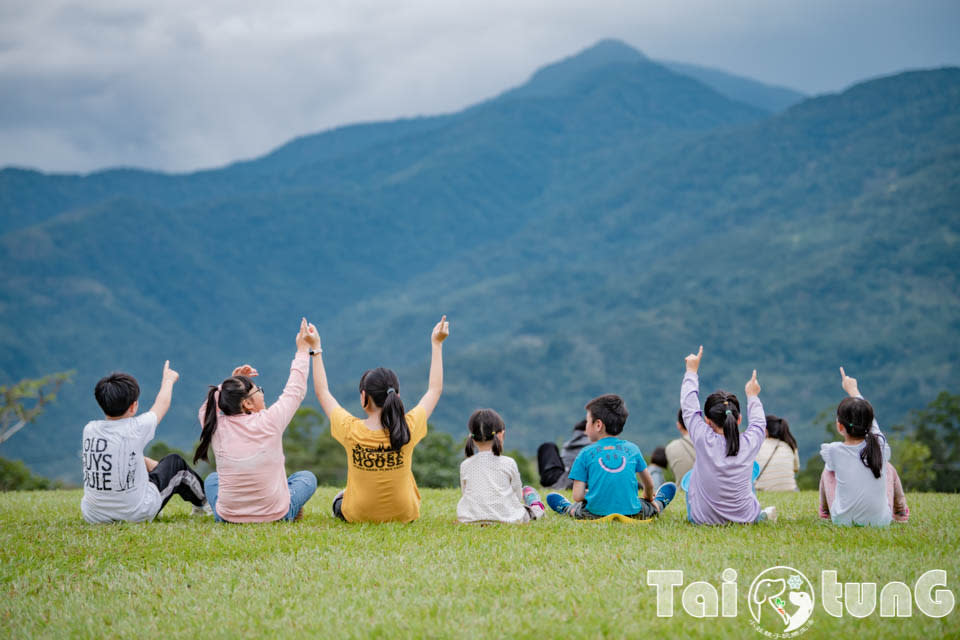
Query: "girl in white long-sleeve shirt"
457 409 545 524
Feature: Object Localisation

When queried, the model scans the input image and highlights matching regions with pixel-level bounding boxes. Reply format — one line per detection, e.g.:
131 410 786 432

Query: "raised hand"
305 322 321 350
295 317 311 352
745 369 761 397
232 364 259 378
431 315 450 345
839 367 860 397
162 360 179 385
685 345 703 373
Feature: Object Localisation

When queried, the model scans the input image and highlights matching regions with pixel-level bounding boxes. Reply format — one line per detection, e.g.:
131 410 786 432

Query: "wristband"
309 349 322 356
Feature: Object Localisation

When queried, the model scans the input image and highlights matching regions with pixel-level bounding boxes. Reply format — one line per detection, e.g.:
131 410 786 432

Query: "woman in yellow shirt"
308 316 450 522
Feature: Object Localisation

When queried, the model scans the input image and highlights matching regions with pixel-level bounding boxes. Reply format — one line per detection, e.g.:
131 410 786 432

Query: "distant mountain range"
1 39 957 481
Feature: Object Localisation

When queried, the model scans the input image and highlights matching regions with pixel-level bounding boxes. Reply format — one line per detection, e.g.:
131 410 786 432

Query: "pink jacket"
199 352 308 522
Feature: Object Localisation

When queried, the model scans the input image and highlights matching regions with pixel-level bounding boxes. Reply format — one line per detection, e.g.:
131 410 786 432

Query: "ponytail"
466 408 505 457
704 391 741 457
381 389 410 451
838 397 882 478
194 386 219 464
359 368 409 451
193 376 254 464
861 432 884 479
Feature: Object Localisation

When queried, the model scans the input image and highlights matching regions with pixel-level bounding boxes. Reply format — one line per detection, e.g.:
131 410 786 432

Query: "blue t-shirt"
569 437 647 516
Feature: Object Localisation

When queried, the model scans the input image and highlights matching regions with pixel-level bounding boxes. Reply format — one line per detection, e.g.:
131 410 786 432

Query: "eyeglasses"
247 385 264 399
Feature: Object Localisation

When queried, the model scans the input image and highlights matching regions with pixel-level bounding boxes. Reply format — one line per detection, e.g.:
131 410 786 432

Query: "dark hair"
651 446 668 468
573 419 587 432
837 397 883 478
765 414 798 451
585 394 628 435
94 373 140 417
704 391 741 457
464 409 505 457
194 375 254 464
676 408 686 431
359 367 409 451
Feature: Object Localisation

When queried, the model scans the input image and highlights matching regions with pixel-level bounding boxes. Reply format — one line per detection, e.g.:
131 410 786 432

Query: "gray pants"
567 499 660 520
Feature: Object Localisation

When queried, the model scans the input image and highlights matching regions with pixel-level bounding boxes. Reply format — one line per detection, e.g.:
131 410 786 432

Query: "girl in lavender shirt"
681 346 777 525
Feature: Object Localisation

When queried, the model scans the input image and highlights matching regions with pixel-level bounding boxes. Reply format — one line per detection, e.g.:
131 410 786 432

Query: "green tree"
796 406 842 491
887 437 936 491
0 371 73 444
0 457 61 491
0 371 73 491
413 430 461 488
282 407 345 486
891 391 960 493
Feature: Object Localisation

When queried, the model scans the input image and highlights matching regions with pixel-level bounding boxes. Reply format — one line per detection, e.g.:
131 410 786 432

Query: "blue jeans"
204 471 317 522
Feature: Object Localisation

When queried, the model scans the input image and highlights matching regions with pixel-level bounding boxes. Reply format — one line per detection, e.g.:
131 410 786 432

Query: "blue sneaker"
546 492 572 515
654 482 677 511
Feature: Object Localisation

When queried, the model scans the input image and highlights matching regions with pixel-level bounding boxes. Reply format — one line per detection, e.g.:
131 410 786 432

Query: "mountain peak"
496 39 647 102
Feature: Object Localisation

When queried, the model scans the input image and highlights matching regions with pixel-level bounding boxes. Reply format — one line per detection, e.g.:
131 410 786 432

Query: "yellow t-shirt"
330 405 427 523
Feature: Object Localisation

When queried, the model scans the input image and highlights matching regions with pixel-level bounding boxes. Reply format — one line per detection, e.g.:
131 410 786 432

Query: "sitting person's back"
665 409 696 483
457 409 545 524
546 395 676 520
754 415 800 492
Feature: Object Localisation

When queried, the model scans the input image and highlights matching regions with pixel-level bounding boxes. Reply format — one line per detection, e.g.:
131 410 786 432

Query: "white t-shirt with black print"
81 412 162 523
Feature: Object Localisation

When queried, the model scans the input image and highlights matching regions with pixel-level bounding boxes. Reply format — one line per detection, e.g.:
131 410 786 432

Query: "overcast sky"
1 0 958 174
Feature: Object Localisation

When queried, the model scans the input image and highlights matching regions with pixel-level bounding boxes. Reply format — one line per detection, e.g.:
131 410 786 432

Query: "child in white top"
819 367 909 526
81 361 208 523
457 409 545 524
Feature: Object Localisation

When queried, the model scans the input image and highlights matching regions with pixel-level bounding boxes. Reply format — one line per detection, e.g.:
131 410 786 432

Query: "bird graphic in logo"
597 446 627 473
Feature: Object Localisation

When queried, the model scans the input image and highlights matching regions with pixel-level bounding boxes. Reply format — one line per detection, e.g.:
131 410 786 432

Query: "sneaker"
192 501 213 516
653 482 677 511
761 506 778 522
522 486 545 511
546 492 572 515
331 490 345 517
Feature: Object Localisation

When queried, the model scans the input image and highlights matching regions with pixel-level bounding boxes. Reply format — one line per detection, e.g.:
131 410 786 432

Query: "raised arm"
742 369 766 455
148 360 179 423
308 322 341 417
415 315 449 420
260 318 310 431
840 366 882 435
680 346 708 443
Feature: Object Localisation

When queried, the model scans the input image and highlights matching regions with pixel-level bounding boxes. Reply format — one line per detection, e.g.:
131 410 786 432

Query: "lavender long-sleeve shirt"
681 371 766 524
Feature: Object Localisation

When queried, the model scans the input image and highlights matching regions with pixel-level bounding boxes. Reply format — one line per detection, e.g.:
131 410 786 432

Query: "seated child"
537 419 590 490
665 409 696 483
546 394 676 520
647 446 668 490
457 409 545 524
195 319 319 523
81 361 208 523
681 346 776 525
313 316 449 523
818 367 909 526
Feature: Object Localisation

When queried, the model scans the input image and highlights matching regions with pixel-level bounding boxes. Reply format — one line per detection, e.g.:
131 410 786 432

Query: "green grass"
1 489 957 639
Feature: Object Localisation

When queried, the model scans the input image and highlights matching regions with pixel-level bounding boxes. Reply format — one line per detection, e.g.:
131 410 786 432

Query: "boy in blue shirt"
546 394 676 519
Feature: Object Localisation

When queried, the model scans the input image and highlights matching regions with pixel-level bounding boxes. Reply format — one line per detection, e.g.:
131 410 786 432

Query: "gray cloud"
0 0 958 173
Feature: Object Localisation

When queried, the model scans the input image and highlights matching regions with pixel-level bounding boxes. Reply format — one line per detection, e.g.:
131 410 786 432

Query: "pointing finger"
839 366 846 379
697 345 703 358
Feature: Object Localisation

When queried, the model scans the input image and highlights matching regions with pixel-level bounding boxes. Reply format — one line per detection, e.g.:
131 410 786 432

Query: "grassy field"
1 488 957 639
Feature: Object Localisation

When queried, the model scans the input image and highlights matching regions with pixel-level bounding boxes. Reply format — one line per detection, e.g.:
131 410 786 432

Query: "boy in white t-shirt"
81 361 209 524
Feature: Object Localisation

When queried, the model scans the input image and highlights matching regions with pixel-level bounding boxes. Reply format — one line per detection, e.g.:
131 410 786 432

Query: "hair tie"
725 410 732 415
386 387 396 395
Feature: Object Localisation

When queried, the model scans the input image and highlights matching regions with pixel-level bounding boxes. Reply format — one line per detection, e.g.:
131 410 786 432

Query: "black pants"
537 443 572 489
148 454 206 512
